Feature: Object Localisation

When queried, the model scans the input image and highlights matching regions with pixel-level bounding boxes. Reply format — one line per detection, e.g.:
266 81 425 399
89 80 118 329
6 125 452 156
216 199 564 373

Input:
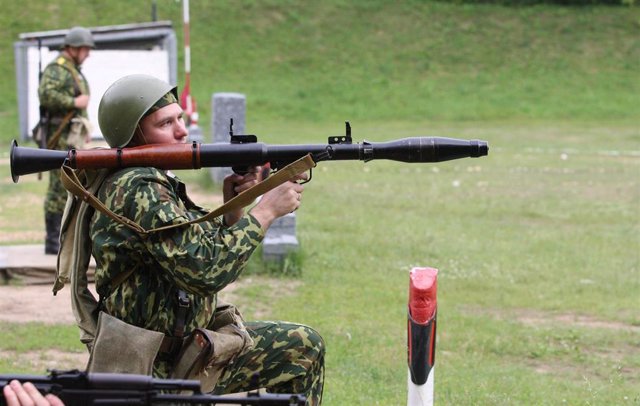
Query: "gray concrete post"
210 92 246 183
263 212 299 262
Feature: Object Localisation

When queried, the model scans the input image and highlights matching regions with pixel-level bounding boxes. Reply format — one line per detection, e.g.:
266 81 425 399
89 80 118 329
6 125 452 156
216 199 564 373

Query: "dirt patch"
464 306 640 333
0 349 89 373
0 276 299 324
0 282 238 325
0 284 80 324
462 306 640 384
516 310 640 333
0 275 299 374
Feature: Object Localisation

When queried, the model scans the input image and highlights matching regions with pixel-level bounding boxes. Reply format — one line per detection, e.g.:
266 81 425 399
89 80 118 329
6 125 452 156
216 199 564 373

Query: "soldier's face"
136 103 188 145
70 46 91 65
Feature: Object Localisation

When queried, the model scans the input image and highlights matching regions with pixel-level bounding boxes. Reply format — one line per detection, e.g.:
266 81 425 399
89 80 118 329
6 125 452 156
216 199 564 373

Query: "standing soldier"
38 26 94 254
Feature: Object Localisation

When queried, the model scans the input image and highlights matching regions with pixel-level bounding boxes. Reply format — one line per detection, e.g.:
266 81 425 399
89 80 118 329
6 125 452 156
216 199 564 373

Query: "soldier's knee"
297 325 325 364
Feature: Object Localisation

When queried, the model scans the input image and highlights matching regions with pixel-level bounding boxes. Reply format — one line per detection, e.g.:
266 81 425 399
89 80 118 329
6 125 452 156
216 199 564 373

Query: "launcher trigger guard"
300 149 329 185
298 167 313 185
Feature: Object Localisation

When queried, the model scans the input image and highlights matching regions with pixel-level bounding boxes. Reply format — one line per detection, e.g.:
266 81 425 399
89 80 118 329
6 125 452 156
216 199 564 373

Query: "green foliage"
244 246 305 278
437 0 634 5
0 1 639 146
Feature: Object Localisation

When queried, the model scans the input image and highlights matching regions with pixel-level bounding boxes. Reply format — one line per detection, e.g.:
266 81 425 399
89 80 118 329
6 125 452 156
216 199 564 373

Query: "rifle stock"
11 129 488 183
0 369 305 406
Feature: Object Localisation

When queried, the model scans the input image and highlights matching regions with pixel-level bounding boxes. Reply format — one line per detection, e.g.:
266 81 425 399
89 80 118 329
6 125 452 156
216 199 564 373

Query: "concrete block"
210 92 245 183
262 213 299 261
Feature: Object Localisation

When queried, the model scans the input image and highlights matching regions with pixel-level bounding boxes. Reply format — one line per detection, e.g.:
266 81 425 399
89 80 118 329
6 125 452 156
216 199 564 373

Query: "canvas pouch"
67 116 92 149
86 311 164 375
171 302 253 393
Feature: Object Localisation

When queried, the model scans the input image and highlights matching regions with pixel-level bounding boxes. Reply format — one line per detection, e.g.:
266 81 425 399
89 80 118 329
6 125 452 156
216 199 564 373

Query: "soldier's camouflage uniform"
39 53 90 216
90 167 325 405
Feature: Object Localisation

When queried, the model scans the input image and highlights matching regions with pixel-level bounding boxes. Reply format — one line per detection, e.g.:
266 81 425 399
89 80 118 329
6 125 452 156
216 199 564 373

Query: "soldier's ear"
127 125 147 147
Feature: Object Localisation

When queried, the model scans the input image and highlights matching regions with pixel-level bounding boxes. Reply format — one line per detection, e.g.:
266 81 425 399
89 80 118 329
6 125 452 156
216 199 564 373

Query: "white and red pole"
407 267 438 406
180 0 198 127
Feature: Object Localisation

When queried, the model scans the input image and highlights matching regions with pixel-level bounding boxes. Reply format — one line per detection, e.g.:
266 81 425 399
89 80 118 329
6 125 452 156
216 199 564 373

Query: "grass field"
0 1 638 404
1 119 638 404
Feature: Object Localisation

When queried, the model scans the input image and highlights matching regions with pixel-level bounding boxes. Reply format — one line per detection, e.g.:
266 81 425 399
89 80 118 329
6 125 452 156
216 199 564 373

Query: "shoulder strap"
59 154 316 236
55 168 112 348
46 110 75 149
56 57 85 96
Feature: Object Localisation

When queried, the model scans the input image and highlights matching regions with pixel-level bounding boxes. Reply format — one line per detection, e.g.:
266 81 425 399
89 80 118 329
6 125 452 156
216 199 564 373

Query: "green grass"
6 120 636 404
255 120 639 404
0 323 85 374
0 1 638 404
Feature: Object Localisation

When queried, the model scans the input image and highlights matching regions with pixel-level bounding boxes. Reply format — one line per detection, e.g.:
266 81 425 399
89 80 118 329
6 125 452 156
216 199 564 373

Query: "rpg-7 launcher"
0 369 305 406
10 122 488 183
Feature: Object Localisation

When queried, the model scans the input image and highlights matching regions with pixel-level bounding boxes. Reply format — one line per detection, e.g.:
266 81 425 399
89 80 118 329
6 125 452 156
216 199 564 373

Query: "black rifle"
0 369 305 405
10 122 489 183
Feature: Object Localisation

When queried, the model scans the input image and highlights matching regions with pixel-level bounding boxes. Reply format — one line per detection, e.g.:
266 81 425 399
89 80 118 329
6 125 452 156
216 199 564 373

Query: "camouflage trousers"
44 168 67 216
155 321 325 405
212 321 325 406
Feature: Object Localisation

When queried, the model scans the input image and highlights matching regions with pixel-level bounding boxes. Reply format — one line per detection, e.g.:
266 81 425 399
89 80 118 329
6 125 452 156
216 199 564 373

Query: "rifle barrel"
0 370 304 406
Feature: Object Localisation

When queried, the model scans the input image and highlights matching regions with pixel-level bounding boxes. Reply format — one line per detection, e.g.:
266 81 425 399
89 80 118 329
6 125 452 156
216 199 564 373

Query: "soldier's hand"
222 166 261 226
74 94 90 109
3 380 65 406
250 179 304 230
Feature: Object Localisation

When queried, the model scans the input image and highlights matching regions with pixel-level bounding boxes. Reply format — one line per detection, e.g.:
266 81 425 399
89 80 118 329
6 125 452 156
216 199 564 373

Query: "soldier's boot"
44 212 62 255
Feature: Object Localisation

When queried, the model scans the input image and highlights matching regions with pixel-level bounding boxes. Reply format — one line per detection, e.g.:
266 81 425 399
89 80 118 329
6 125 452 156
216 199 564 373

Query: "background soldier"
86 74 325 404
38 26 93 254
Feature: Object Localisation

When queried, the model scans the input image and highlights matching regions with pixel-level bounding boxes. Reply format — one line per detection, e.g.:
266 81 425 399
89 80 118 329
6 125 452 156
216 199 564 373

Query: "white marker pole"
181 0 196 125
407 267 438 406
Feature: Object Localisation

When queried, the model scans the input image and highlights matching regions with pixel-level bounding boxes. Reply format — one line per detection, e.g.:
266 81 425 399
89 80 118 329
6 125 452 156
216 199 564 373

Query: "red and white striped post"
407 267 438 406
180 0 198 127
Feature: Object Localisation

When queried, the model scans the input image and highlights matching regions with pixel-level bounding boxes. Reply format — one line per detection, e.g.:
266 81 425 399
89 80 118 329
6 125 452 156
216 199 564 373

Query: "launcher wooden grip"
72 143 201 170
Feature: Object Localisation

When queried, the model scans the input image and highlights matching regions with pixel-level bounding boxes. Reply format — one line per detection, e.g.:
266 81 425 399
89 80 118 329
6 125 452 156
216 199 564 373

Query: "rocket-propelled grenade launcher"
10 122 488 183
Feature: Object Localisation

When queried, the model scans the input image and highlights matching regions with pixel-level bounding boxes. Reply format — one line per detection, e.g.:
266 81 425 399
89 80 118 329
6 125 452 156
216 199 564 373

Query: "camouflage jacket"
89 167 264 337
38 52 89 118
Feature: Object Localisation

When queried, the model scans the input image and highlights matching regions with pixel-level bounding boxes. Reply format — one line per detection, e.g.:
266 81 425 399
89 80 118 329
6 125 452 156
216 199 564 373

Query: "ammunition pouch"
171 302 253 393
86 311 164 375
67 116 92 149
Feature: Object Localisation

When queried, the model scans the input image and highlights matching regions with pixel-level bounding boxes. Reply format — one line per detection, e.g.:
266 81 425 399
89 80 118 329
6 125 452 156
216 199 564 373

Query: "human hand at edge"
74 94 90 109
3 380 65 406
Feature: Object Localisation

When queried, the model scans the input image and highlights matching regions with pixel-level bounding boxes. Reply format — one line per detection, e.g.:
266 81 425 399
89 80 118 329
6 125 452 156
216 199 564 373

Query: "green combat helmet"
63 26 95 48
98 74 178 148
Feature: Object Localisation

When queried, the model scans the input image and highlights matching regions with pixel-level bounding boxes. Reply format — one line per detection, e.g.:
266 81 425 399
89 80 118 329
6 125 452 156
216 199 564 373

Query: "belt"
156 290 191 362
48 115 74 125
157 335 184 361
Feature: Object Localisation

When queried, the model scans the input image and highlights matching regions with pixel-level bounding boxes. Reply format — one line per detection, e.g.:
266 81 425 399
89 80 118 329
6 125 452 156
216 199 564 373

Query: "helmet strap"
64 47 80 65
130 124 149 147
